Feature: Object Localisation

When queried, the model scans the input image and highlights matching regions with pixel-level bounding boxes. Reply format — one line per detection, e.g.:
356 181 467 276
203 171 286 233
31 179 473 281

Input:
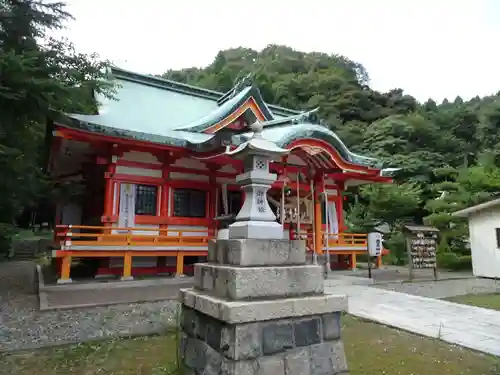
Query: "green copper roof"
93 78 219 134
69 67 298 140
52 66 385 170
261 124 382 168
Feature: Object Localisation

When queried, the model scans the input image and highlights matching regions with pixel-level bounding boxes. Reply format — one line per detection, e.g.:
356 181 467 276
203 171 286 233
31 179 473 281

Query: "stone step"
180 288 347 324
208 239 306 267
194 263 324 300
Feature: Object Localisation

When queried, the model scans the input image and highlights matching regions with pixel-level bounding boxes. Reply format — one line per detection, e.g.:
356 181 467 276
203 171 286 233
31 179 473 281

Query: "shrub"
384 231 407 265
437 252 472 271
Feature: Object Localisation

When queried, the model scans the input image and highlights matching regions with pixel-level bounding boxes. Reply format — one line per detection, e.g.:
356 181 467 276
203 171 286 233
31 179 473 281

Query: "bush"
0 223 17 257
437 252 472 271
384 231 407 265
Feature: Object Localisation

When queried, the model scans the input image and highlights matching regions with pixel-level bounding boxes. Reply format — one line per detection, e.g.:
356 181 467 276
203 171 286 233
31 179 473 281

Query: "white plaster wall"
132 224 160 235
121 151 161 164
172 157 207 170
111 224 159 235
218 164 237 173
216 177 236 185
324 178 337 186
167 225 208 237
322 189 338 196
115 165 162 178
468 207 500 278
170 172 209 182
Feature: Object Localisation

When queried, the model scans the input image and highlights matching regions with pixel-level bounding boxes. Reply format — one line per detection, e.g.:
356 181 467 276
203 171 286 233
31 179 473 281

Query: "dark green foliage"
437 253 473 271
164 45 500 267
0 0 113 253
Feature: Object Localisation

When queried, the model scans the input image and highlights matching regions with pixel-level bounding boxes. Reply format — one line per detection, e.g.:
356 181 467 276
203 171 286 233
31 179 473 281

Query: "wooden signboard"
403 225 439 281
278 196 313 225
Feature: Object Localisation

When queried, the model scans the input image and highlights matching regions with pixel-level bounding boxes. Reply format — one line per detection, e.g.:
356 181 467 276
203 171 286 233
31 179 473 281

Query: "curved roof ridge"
172 86 255 132
172 84 277 132
257 121 383 169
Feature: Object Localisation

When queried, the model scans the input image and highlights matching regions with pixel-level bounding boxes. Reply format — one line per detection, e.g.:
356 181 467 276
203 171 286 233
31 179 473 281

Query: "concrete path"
326 284 500 357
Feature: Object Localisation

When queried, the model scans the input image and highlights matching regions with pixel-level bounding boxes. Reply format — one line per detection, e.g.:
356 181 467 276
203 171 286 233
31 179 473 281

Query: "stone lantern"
179 121 349 375
226 121 289 240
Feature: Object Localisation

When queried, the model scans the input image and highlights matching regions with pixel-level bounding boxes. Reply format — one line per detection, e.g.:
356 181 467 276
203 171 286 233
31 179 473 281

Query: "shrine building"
48 67 395 283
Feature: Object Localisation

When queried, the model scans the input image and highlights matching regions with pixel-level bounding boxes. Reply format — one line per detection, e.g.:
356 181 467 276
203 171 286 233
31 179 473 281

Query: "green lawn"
446 293 500 310
1 316 498 375
13 228 53 241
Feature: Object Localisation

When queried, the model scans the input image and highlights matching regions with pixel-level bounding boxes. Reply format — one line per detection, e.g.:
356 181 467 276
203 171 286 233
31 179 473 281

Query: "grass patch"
446 293 500 310
343 315 499 375
13 229 53 241
0 334 180 375
1 316 498 375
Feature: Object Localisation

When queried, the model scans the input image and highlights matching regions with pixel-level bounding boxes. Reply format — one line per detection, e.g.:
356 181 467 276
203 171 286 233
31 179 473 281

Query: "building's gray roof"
452 197 500 217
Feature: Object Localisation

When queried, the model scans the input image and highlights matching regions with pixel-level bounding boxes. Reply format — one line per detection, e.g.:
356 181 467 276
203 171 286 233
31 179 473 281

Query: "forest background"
3 0 500 268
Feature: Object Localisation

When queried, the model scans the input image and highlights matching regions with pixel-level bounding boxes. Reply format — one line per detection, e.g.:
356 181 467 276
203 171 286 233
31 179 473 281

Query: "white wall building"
453 198 500 279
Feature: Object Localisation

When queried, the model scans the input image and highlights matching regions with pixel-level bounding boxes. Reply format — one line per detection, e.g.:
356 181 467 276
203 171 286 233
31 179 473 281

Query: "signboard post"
403 225 439 281
367 232 383 279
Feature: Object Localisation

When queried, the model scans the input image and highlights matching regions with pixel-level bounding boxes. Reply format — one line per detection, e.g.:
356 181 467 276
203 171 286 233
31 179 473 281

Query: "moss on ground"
446 293 500 311
1 316 498 375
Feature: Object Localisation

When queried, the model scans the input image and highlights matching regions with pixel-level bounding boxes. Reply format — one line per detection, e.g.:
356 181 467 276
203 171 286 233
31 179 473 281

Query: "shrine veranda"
48 67 395 283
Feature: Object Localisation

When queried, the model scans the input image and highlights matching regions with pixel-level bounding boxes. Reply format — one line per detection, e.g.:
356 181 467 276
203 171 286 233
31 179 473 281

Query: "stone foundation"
180 239 349 375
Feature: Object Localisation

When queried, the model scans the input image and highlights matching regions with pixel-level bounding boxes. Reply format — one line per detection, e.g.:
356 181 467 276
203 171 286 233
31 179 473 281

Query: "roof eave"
452 198 500 217
53 112 214 149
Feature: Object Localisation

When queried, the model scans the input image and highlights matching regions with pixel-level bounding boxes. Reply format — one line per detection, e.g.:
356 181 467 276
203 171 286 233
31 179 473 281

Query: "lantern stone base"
180 305 348 375
228 220 285 240
180 238 350 375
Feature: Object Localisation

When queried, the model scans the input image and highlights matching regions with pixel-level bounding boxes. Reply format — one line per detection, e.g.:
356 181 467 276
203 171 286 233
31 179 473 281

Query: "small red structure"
48 67 394 283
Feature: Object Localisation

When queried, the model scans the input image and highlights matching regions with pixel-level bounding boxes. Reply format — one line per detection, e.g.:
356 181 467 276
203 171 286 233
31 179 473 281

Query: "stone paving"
326 284 500 357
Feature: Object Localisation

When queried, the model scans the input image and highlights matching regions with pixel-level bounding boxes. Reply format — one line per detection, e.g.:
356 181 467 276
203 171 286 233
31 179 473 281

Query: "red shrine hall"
47 67 395 283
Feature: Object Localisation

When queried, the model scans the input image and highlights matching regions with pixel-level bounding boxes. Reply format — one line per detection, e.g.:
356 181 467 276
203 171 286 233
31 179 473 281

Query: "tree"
425 153 500 255
162 44 500 267
0 0 113 252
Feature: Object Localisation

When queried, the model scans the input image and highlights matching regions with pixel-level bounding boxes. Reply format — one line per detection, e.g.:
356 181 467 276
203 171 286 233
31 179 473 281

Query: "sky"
54 0 500 103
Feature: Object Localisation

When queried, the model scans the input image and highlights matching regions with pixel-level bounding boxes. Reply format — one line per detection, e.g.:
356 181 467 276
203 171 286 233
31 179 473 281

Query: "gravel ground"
0 261 178 352
1 260 499 352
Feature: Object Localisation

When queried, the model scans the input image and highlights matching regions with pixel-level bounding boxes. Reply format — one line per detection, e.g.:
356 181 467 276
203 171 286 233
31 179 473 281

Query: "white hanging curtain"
327 201 339 236
118 183 136 230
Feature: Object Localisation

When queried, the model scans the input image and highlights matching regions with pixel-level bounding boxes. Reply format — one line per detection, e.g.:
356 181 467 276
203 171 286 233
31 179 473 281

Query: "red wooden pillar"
158 159 171 270
208 165 217 238
98 154 117 274
314 173 323 255
336 182 346 232
100 156 116 230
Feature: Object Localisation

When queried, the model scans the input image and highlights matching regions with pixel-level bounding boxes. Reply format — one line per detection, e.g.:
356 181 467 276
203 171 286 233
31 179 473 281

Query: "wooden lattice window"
173 189 206 218
135 184 158 216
